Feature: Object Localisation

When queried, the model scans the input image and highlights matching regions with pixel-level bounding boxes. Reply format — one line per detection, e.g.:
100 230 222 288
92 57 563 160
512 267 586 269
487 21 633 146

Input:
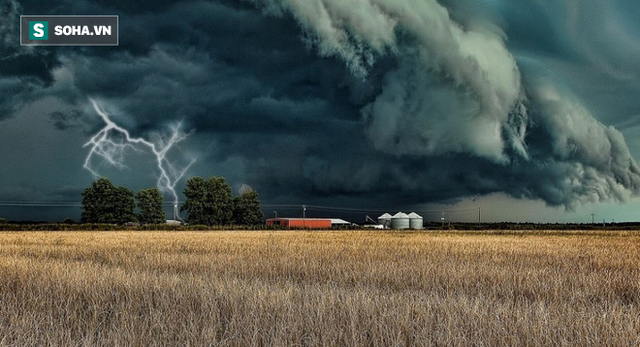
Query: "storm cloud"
245 0 640 207
2 0 640 221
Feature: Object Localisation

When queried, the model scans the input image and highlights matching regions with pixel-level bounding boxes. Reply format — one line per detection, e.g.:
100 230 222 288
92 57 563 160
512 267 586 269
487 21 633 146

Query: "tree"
233 186 264 225
136 188 166 224
114 186 137 223
81 178 136 224
181 176 233 225
180 176 207 224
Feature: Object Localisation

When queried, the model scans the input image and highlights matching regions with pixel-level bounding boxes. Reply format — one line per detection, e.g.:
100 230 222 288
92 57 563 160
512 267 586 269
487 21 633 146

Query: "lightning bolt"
83 99 196 216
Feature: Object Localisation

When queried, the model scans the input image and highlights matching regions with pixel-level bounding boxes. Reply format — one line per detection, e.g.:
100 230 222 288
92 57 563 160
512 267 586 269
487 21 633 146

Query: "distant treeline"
423 222 640 231
73 176 264 226
2 221 640 232
0 223 278 232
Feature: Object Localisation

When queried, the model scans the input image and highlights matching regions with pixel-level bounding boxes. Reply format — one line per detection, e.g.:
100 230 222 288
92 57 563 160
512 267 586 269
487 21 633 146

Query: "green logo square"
29 21 48 40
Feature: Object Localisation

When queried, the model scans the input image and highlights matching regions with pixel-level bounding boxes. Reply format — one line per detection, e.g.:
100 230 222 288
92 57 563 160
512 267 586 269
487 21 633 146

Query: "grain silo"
378 213 392 228
408 212 423 229
391 212 410 229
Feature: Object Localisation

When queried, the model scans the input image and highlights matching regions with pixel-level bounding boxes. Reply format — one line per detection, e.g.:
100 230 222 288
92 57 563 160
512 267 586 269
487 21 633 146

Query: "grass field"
0 230 639 346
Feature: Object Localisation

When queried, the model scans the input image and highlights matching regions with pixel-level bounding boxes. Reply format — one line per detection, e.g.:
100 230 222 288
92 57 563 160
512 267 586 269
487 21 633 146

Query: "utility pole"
478 207 481 228
303 205 306 228
591 213 595 224
441 211 445 229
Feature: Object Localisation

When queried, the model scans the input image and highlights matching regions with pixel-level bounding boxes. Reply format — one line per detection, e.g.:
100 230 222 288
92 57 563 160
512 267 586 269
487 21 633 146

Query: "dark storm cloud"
3 0 640 220
241 0 640 208
48 109 85 130
0 0 63 123
0 1 61 81
52 185 85 199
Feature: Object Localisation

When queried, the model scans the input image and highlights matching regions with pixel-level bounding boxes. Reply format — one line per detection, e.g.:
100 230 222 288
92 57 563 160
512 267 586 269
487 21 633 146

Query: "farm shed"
266 218 332 228
329 219 353 227
266 218 354 228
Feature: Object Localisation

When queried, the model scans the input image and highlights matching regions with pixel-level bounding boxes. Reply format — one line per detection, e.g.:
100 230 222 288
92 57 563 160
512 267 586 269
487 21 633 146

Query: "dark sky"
3 0 640 223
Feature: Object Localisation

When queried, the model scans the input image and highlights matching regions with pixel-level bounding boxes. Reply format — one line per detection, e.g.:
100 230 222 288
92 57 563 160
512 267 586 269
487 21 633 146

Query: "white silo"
408 212 423 229
378 213 392 228
391 212 410 229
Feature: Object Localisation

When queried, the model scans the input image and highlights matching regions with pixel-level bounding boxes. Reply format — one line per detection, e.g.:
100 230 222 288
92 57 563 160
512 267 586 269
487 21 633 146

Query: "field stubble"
0 230 639 346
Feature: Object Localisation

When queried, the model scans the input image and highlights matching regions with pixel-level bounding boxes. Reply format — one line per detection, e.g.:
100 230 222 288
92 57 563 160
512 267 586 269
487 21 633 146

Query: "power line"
0 200 483 218
265 203 481 215
0 200 185 207
0 203 81 207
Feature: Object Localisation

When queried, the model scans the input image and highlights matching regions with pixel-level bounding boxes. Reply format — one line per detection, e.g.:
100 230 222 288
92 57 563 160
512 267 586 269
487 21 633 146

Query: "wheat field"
0 230 638 346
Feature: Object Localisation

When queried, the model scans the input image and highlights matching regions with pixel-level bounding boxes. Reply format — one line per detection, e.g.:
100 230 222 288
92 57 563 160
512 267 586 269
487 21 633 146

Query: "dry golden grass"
0 230 639 346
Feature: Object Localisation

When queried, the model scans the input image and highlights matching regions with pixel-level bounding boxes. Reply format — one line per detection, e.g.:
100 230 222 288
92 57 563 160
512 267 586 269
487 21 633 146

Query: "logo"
21 16 118 46
28 21 48 40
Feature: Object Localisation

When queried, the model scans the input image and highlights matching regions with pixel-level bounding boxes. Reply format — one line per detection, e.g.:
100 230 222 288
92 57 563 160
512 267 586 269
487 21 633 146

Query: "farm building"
407 212 424 229
329 219 352 227
376 212 424 230
165 219 183 226
266 218 352 228
377 213 392 228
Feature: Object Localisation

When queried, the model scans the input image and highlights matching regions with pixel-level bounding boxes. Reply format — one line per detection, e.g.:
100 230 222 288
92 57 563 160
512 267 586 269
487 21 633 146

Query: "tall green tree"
181 176 233 225
233 186 264 225
136 187 166 224
180 176 207 224
81 178 136 224
114 186 137 223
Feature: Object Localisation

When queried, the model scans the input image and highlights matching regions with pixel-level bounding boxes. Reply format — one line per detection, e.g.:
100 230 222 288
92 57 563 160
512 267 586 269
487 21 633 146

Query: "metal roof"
266 218 351 224
329 219 351 224
407 212 422 218
266 218 329 221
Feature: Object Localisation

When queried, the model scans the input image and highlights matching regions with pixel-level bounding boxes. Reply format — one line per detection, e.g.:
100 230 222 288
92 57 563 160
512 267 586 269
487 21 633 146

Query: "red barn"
266 218 332 228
